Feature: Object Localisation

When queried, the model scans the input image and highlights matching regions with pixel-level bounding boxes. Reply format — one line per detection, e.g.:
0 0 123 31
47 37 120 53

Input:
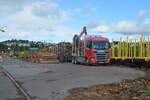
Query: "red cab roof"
84 35 109 42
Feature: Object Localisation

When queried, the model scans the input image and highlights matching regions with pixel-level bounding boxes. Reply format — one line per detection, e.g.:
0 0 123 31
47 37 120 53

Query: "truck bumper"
89 59 110 65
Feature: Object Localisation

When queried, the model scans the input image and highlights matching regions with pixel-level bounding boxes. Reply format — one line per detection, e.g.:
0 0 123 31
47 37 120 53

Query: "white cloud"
113 20 150 34
0 1 149 42
89 19 150 35
0 0 37 16
88 9 149 35
8 32 29 39
144 19 150 25
138 10 146 17
90 25 110 33
0 0 74 41
113 21 139 34
32 2 59 17
10 1 71 24
31 1 71 20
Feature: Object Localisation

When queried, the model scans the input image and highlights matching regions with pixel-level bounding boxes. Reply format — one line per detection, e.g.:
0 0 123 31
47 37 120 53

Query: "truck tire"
72 58 75 64
72 60 74 64
74 59 77 64
74 58 79 64
72 57 77 64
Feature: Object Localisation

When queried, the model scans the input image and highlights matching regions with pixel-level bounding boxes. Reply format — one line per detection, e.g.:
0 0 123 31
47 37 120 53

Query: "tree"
0 43 8 52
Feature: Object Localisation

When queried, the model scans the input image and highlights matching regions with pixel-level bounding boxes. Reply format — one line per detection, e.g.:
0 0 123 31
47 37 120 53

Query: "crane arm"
79 26 87 38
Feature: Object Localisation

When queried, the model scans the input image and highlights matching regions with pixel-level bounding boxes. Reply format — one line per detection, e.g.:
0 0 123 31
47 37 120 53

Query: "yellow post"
138 41 140 59
129 40 131 58
111 38 115 58
131 39 133 58
145 38 148 58
143 36 145 58
134 39 136 58
140 35 143 58
123 41 125 59
126 36 129 58
120 39 122 58
119 37 122 58
122 40 124 59
118 38 120 58
148 37 150 59
124 39 126 59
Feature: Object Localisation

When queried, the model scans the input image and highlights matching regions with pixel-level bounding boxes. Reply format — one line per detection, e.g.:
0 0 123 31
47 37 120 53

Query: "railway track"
0 66 32 100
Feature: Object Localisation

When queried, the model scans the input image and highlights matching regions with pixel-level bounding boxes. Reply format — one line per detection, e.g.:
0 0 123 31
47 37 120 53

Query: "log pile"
35 52 59 64
27 48 59 64
57 42 72 63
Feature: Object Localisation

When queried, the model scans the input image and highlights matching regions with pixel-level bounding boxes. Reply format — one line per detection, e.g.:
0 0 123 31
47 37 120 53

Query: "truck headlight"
91 58 95 61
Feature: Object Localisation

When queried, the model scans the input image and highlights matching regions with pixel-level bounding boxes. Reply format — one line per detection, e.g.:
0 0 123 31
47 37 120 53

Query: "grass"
145 84 150 96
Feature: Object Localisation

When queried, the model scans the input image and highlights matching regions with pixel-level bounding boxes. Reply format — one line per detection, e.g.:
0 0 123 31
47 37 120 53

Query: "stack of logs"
27 48 59 64
57 42 72 63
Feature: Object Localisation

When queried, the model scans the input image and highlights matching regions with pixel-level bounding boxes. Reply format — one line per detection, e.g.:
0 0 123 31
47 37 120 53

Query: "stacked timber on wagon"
57 42 72 62
111 35 150 67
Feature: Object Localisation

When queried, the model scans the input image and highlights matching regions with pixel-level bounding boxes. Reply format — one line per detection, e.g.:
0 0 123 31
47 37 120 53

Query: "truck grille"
95 52 108 63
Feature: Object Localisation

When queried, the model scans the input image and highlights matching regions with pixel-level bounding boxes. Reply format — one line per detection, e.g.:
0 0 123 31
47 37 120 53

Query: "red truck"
72 27 110 65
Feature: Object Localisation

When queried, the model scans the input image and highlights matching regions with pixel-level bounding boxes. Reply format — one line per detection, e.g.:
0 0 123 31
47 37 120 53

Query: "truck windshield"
93 41 109 50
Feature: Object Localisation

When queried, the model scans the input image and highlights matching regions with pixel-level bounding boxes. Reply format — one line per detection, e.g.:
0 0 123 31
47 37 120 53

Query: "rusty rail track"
0 66 32 100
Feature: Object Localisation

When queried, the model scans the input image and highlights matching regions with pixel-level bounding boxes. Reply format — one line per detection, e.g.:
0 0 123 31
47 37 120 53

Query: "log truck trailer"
72 26 110 65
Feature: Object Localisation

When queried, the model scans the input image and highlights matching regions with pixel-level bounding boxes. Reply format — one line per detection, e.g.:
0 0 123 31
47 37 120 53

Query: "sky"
0 0 150 43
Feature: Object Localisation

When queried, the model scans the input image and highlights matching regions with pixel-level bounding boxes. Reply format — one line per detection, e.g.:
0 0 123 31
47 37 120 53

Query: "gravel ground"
65 69 150 100
1 58 145 100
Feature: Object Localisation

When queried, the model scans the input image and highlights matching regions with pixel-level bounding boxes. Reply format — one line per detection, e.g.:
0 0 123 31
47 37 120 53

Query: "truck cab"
72 35 110 65
85 35 110 65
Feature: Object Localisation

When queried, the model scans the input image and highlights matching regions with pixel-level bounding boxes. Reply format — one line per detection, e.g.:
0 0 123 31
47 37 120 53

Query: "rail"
0 66 32 100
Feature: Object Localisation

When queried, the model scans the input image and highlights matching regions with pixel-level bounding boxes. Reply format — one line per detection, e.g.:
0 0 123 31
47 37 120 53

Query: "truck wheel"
72 58 77 64
72 59 75 64
75 58 80 64
74 59 77 64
